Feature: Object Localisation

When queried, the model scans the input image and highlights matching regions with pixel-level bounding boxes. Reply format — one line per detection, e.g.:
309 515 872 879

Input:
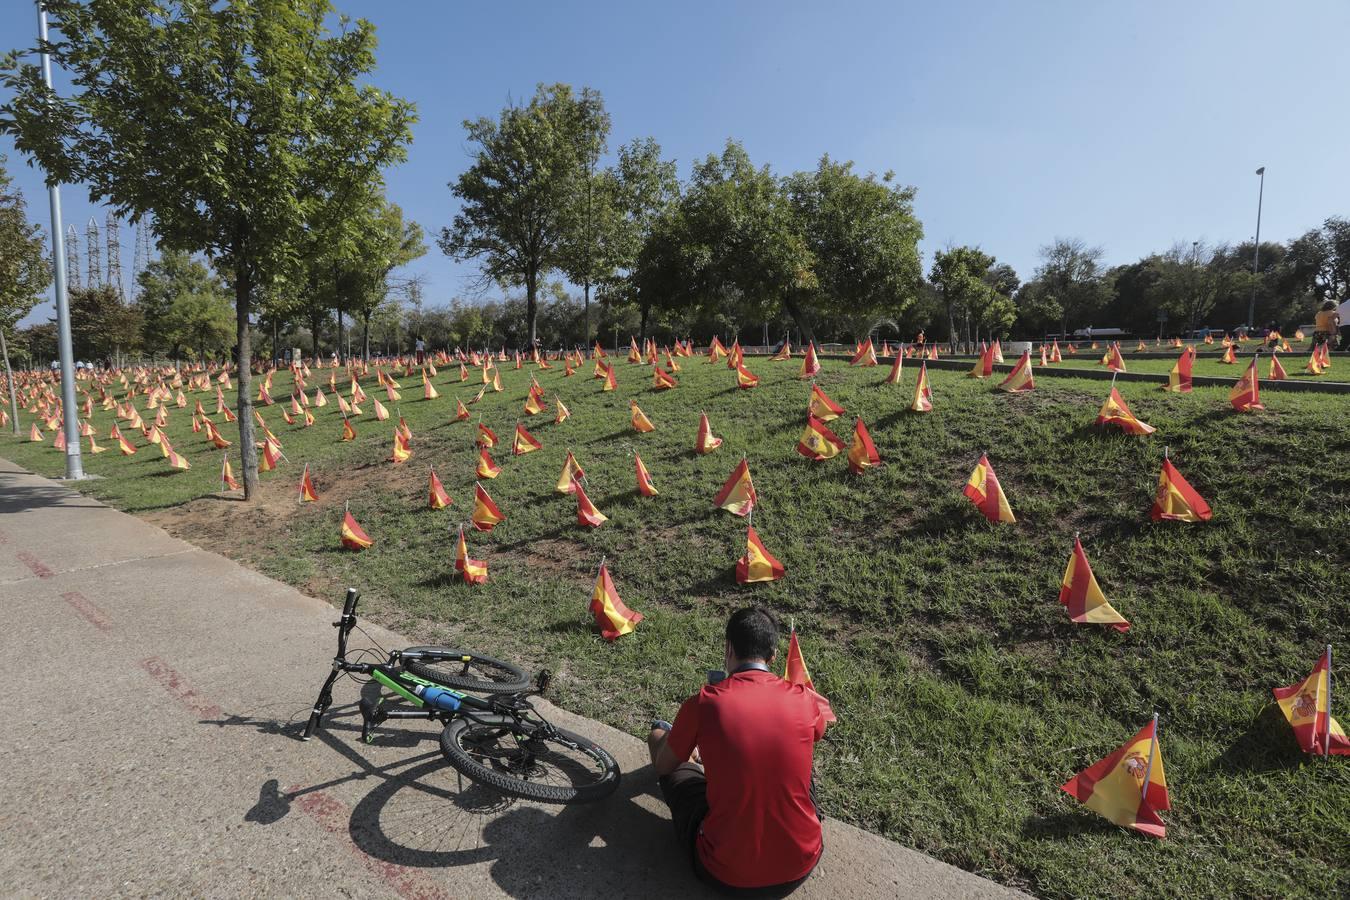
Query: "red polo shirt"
666 668 826 888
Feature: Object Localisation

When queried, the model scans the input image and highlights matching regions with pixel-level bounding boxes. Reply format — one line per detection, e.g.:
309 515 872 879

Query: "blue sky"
4 0 1348 326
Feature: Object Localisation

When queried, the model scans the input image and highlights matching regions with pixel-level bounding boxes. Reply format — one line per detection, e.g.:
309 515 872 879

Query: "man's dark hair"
726 607 779 662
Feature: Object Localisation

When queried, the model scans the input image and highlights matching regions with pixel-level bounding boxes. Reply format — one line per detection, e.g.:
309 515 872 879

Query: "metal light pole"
36 1 84 479
1248 166 1265 330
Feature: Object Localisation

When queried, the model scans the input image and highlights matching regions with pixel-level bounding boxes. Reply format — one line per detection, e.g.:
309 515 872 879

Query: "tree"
339 197 425 360
1 1 415 498
163 286 233 362
440 83 607 349
604 138 679 340
136 250 227 358
556 91 612 346
1033 238 1110 336
69 283 142 363
785 157 923 342
1286 217 1350 311
1147 241 1236 337
0 154 49 432
929 246 995 348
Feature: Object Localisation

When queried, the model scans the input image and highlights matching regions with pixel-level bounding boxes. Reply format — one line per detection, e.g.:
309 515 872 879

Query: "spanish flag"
736 525 785 584
808 384 844 421
477 422 498 448
372 397 389 421
1050 340 1062 363
340 509 375 551
602 364 618 392
884 350 903 385
1161 346 1194 393
963 453 1015 523
113 425 137 455
783 628 836 723
635 452 659 497
735 362 760 389
554 397 571 424
388 430 412 464
454 525 488 584
556 451 584 494
341 417 357 442
713 458 757 516
590 562 642 640
849 338 878 367
1150 456 1212 522
631 400 655 433
1105 343 1127 373
1059 537 1130 631
694 412 723 454
455 398 470 421
298 464 319 502
575 480 608 528
1220 344 1237 364
524 390 546 416
847 418 881 475
707 335 729 362
471 483 505 531
1229 356 1264 412
29 422 42 442
428 468 453 509
512 423 542 455
259 438 283 472
1272 647 1350 756
1269 353 1288 380
221 455 240 491
1061 716 1169 838
997 350 1034 392
422 371 439 400
772 341 791 361
968 345 993 379
911 362 934 412
797 415 846 461
653 366 678 390
476 448 501 479
166 447 191 471
1305 350 1324 375
1096 388 1155 435
800 342 821 378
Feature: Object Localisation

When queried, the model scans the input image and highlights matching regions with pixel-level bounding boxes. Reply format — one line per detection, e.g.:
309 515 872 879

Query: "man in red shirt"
648 607 827 893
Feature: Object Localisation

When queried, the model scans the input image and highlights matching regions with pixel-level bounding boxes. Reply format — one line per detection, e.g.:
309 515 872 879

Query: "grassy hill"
5 351 1348 898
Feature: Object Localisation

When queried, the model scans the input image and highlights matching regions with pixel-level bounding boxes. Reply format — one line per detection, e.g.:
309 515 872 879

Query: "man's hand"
648 725 700 776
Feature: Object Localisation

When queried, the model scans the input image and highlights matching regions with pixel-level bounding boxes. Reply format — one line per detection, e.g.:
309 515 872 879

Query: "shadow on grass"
1210 703 1309 775
1021 809 1123 840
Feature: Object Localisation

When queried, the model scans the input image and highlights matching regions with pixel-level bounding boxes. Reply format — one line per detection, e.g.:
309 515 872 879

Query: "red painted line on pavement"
60 591 113 632
15 550 54 578
137 656 222 719
287 786 454 900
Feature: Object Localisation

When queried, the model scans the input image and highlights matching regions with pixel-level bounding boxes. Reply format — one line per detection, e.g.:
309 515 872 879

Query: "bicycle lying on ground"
303 588 621 803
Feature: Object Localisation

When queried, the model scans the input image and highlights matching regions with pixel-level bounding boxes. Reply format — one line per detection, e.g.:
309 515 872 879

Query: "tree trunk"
309 311 322 361
639 299 650 344
782 292 815 344
1 327 19 435
525 270 538 348
234 262 259 500
363 311 372 361
583 279 591 348
336 310 344 365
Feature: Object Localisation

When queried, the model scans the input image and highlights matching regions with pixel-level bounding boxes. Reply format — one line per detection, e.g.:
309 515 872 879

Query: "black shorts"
657 764 820 897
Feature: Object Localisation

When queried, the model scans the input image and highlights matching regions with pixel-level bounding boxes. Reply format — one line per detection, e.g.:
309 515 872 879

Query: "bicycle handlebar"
342 587 360 616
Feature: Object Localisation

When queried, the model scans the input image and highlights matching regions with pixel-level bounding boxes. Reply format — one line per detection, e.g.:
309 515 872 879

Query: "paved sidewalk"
0 457 1028 899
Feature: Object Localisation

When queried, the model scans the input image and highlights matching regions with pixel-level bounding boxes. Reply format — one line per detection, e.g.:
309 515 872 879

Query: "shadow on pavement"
0 477 105 515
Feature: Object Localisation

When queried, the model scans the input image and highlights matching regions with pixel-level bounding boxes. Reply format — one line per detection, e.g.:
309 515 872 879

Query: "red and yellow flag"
1096 387 1155 435
694 412 723 454
808 384 844 421
221 455 240 491
635 452 658 497
911 362 933 412
783 629 836 723
298 464 319 502
166 447 191 471
388 430 412 464
968 345 994 379
963 453 1015 523
1230 356 1264 412
590 562 642 640
340 509 374 551
477 422 498 448
1272 648 1350 756
849 338 878 367
476 447 501 479
554 397 571 424
454 526 488 584
512 423 542 455
653 366 678 390
796 415 846 461
630 400 655 433
713 458 757 516
455 398 470 421
1162 346 1194 393
735 362 760 389
1061 717 1169 838
847 418 881 474
1220 344 1237 364
259 438 283 472
523 390 546 416
1269 353 1288 380
471 483 504 531
771 340 791 361
574 481 608 528
1059 537 1129 631
428 468 453 509
800 342 821 378
736 525 785 583
29 422 43 442
422 372 439 400
602 363 617 392
884 350 903 385
1150 456 1212 522
997 350 1034 392
556 451 585 494
1105 343 1127 373
340 417 357 442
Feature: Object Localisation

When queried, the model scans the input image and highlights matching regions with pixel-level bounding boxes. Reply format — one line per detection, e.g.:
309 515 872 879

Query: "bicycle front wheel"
440 715 621 804
402 647 531 694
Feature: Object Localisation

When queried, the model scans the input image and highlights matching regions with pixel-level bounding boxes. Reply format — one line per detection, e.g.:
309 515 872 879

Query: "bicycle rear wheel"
440 715 621 804
402 648 530 694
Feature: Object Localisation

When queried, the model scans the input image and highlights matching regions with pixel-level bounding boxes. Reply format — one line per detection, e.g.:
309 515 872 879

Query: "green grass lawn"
5 353 1349 899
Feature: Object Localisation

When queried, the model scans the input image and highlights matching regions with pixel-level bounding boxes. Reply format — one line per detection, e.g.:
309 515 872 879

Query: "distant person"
1313 300 1340 348
915 329 926 348
1265 322 1281 350
414 336 426 365
648 607 826 894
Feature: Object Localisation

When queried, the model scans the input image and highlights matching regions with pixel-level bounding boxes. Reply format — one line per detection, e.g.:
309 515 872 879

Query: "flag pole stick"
1140 712 1160 801
1326 644 1334 758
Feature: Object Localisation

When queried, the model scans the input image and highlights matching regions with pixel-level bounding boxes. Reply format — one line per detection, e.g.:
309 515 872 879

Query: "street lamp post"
36 0 84 479
1248 166 1265 330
